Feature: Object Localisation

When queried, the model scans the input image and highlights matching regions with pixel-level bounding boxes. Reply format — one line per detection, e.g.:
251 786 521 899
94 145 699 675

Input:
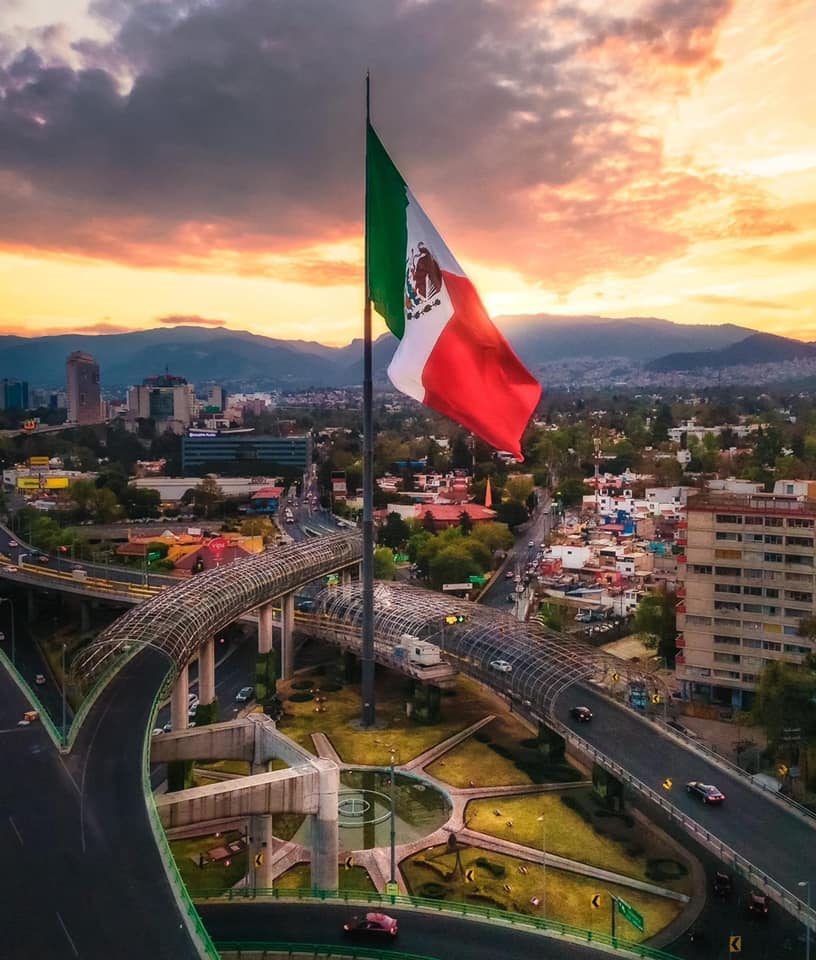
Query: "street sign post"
616 897 645 933
729 934 742 953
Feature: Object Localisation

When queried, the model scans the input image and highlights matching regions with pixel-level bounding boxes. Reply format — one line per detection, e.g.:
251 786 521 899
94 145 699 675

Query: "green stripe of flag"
366 123 408 340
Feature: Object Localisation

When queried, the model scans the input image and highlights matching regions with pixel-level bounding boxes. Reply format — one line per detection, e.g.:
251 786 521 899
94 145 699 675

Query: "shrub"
645 858 688 882
416 858 454 880
417 881 447 899
322 682 343 693
292 680 313 690
288 692 313 703
474 857 506 879
559 795 594 825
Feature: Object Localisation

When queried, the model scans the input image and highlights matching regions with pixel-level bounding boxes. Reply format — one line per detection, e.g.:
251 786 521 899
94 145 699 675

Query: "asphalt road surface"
552 686 815 905
0 651 201 960
199 901 627 959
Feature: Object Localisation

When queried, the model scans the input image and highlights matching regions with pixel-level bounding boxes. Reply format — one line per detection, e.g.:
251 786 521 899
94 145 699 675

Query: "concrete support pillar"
280 591 295 681
250 814 276 890
341 567 352 586
80 600 91 634
199 637 215 706
258 602 274 655
311 758 339 891
170 664 190 731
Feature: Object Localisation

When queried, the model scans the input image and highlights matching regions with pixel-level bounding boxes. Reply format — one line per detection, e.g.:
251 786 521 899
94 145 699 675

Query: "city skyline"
0 0 814 345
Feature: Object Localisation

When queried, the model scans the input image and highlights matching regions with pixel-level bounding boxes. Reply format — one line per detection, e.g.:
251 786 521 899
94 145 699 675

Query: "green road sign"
147 550 162 562
385 882 399 896
468 574 487 586
393 554 410 563
617 897 645 933
326 574 339 586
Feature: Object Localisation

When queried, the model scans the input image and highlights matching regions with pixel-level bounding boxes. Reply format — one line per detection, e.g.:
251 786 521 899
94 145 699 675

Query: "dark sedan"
686 780 726 804
569 705 593 722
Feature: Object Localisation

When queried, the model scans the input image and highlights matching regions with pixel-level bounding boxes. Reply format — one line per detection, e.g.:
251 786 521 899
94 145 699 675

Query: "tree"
751 661 816 777
458 510 473 536
422 510 436 533
378 512 410 550
632 589 677 665
374 547 397 580
495 500 528 529
505 476 534 504
240 517 277 542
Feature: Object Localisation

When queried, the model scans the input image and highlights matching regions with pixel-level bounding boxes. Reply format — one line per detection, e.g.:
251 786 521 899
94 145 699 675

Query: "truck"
393 635 442 667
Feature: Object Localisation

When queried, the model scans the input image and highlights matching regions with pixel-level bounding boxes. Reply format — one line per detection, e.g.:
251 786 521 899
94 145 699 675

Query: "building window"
787 554 814 567
690 564 712 575
743 637 762 648
764 588 779 598
786 536 814 547
714 600 741 611
714 635 740 645
744 533 765 543
764 534 783 545
716 531 743 541
785 590 813 602
742 586 763 596
715 566 741 576
787 518 814 529
714 652 741 664
716 514 742 524
741 673 758 683
714 617 741 629
765 517 784 527
743 516 764 525
685 615 713 626
783 644 811 655
743 568 763 579
763 552 783 563
761 640 781 651
715 583 742 594
713 669 740 679
715 549 742 560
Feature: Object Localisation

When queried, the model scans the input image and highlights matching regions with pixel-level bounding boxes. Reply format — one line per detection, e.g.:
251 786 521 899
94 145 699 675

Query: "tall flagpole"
361 72 376 728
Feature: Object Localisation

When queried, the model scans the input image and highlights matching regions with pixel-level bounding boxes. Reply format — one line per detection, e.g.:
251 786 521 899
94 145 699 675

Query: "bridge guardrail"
142 674 221 960
0 646 64 749
201 888 683 960
215 942 438 960
550 718 816 933
648 714 816 824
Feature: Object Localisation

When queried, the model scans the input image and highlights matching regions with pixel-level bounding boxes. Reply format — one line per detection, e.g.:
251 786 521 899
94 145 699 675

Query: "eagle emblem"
405 241 443 320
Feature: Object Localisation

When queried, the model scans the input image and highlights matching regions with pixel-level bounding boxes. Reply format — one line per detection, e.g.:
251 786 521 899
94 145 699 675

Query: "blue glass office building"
182 430 312 472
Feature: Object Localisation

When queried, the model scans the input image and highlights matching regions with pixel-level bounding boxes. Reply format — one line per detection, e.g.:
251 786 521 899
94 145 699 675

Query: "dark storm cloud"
0 0 738 280
157 313 226 326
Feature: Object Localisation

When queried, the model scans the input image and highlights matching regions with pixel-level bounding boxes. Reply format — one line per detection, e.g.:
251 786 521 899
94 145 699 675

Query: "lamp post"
0 596 15 665
389 752 398 889
799 880 812 960
537 813 547 918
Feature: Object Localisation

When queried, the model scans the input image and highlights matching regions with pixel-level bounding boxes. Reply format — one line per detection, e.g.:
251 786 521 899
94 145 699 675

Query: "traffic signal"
445 614 467 625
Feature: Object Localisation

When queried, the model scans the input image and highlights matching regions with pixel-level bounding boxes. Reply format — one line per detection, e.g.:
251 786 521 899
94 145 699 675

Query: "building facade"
181 431 312 472
127 374 196 435
66 351 101 425
0 379 29 410
677 491 816 710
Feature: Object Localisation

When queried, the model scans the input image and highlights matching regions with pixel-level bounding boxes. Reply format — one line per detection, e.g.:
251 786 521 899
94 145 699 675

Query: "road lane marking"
8 815 23 845
55 911 79 957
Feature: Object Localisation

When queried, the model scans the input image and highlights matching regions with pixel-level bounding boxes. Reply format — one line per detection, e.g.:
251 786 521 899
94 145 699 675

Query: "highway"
0 649 200 959
198 901 618 959
551 687 816 905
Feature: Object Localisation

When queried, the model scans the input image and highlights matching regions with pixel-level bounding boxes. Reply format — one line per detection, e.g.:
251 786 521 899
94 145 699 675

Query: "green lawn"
170 830 248 897
465 791 692 894
276 674 498 767
401 843 682 941
427 734 532 787
273 862 376 893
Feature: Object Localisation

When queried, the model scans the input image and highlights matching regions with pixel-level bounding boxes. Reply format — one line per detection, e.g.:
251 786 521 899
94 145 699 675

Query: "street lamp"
0 596 15 665
799 880 812 960
389 752 399 889
536 813 547 918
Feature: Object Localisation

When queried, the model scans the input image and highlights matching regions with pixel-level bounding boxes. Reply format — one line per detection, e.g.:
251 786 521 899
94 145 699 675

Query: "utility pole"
389 753 397 888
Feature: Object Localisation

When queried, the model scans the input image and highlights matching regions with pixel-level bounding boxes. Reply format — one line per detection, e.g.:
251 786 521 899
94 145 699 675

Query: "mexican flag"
366 124 541 461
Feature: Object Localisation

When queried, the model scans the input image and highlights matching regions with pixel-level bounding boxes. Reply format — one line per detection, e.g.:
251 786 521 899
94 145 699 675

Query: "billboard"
44 477 69 489
16 477 41 489
28 456 50 467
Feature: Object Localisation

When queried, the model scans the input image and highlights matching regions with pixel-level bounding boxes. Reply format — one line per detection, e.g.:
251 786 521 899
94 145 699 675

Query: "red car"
343 912 398 937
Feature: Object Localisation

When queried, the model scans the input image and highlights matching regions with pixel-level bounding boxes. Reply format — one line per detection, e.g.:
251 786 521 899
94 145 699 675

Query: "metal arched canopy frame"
73 533 362 683
311 581 627 716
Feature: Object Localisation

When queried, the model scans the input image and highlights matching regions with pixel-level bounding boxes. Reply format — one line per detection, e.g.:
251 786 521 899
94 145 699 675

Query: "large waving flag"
366 124 541 461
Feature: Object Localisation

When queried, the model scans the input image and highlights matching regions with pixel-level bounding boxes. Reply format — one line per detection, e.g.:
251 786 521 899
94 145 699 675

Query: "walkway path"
401 715 495 772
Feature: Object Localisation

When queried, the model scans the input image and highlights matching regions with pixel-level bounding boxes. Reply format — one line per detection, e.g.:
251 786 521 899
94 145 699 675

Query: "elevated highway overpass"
1 528 814 957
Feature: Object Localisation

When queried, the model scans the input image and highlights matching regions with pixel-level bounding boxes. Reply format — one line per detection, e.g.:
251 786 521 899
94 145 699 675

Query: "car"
686 781 726 804
151 728 164 737
748 892 769 917
506 593 516 603
504 570 515 579
343 912 398 937
37 555 49 564
34 673 47 685
527 540 535 548
489 659 513 673
569 705 593 722
713 871 733 899
8 540 17 548
235 685 255 703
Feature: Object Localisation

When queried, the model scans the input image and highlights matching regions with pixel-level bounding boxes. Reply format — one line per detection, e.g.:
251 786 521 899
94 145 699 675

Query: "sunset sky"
0 0 814 346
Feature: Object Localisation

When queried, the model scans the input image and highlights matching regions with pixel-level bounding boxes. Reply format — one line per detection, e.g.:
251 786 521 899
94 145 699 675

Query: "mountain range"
0 316 810 389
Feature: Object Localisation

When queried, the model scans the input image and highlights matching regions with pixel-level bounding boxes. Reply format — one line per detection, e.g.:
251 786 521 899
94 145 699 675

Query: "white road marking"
8 815 23 845
55 911 79 957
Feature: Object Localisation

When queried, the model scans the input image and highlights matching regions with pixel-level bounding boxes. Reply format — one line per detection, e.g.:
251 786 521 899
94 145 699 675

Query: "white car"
8 540 18 548
489 659 513 673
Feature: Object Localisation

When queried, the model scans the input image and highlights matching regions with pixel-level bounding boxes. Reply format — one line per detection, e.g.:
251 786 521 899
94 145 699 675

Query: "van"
72 568 88 581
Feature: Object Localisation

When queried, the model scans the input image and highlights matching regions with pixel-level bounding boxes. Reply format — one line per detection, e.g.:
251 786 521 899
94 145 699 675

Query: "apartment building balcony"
676 519 688 529
676 586 686 598
675 634 685 647
675 536 688 547
677 554 687 564
676 603 686 614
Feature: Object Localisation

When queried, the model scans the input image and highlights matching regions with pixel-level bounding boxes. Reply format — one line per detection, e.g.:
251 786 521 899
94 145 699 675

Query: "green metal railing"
216 943 437 959
63 644 142 751
141 672 221 960
0 646 64 749
201 888 683 960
